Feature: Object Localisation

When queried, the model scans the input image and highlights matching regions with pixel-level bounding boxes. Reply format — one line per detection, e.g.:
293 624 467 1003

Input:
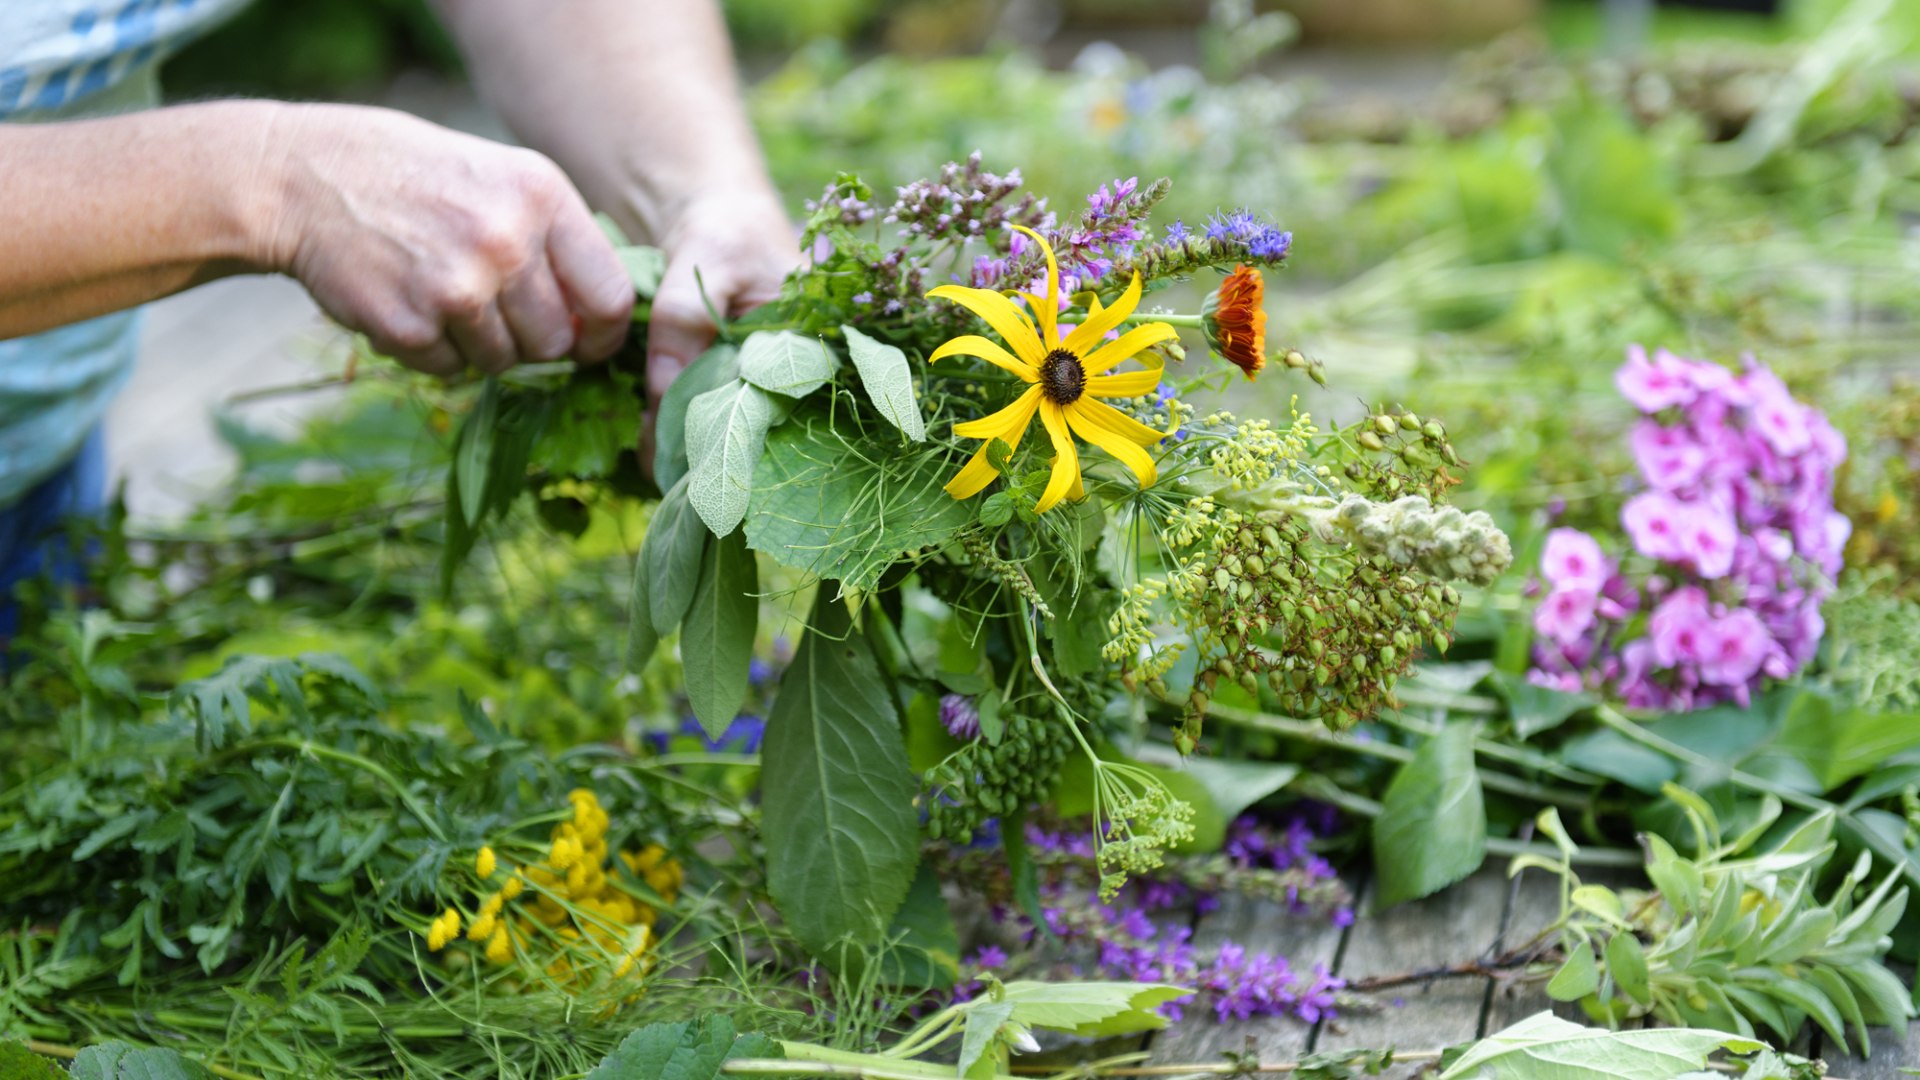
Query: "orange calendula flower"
1202 265 1267 378
927 225 1178 513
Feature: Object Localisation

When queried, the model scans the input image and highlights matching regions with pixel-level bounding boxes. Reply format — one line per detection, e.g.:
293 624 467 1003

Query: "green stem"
772 1043 959 1078
1121 312 1204 329
1206 705 1601 810
1592 705 1920 890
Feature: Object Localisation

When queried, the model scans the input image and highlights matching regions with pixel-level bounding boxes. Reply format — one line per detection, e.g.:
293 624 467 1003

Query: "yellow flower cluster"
420 789 682 985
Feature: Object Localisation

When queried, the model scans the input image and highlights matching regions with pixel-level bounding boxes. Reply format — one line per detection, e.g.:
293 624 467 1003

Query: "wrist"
619 153 783 245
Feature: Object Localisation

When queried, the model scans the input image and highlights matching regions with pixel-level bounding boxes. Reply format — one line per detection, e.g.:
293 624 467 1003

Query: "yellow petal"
1086 351 1163 399
953 384 1042 440
1073 396 1170 446
1034 401 1080 514
1018 291 1057 352
1011 224 1060 350
928 285 1046 365
929 335 1038 381
943 388 1043 500
1065 401 1158 487
1082 322 1179 375
943 449 1002 499
1063 273 1143 356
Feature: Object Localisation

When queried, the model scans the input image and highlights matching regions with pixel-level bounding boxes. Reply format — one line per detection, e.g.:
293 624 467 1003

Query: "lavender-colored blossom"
1164 220 1191 243
1541 528 1606 589
939 693 981 740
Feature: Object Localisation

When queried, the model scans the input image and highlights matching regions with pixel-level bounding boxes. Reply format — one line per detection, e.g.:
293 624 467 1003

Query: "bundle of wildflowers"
444 155 1508 964
1529 346 1849 709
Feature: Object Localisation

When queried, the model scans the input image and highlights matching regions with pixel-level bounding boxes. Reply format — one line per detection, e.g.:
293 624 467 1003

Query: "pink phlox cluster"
1531 347 1848 710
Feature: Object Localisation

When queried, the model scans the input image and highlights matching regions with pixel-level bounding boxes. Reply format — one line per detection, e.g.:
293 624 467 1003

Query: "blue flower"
1164 220 1191 243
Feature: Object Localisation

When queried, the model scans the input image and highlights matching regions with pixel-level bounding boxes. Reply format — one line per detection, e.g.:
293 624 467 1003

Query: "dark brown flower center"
1039 348 1086 405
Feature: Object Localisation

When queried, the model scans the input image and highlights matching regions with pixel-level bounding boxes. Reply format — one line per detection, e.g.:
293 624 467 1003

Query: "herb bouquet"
448 157 1514 967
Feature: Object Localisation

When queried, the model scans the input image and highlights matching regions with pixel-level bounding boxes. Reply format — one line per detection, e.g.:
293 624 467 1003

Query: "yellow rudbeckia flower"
928 225 1179 513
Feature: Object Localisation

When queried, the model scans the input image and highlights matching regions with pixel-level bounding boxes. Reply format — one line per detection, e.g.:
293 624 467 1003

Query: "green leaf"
1372 722 1487 907
762 589 921 960
1606 932 1651 1006
745 410 972 591
1172 756 1300 825
656 343 740 493
686 378 781 537
737 330 840 399
873 862 960 990
1764 977 1848 1048
1437 1012 1761 1080
626 547 659 672
455 376 501 527
683 530 758 740
529 369 642 479
840 325 926 441
1560 729 1677 793
616 245 667 299
1774 689 1920 791
1546 942 1599 1001
644 476 709 636
585 1016 780 1080
68 1042 214 1080
958 1002 1014 1080
0 1040 64 1080
998 981 1189 1037
1489 669 1596 739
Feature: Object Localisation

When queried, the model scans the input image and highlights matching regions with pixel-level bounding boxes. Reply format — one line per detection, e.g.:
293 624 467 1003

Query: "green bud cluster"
923 710 1073 845
1340 409 1465 501
959 531 1054 619
1278 348 1329 388
1308 494 1513 587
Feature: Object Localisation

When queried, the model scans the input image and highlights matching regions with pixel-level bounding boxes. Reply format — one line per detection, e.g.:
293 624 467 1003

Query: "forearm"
432 0 778 243
0 102 281 339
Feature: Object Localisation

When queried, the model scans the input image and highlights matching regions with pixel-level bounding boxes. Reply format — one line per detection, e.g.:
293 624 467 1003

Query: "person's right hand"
256 104 635 375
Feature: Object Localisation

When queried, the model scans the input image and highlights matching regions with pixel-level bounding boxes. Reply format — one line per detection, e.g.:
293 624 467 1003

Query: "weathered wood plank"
1144 890 1348 1065
1314 868 1513 1066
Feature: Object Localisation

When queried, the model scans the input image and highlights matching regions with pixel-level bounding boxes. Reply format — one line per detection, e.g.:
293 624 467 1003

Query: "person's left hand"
642 187 800 479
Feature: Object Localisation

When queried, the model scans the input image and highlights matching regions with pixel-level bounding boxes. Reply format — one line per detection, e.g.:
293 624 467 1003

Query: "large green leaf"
1488 669 1595 739
1438 1012 1761 1080
454 376 501 527
686 378 781 537
841 325 926 441
644 476 709 636
625 545 658 672
682 529 758 739
655 343 740 493
762 589 920 960
745 410 971 591
1773 689 1920 791
68 1042 213 1080
585 1016 780 1080
529 369 641 479
998 981 1190 1037
737 330 840 399
874 861 961 989
1372 721 1486 908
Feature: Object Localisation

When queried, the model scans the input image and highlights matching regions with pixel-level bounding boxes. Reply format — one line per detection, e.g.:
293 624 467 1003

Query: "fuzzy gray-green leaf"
840 325 926 441
656 343 740 493
686 378 780 537
682 530 757 740
737 330 840 399
644 476 708 635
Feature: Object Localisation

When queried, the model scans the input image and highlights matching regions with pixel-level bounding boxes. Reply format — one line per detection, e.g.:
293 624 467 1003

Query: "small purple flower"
939 693 981 740
1248 227 1292 260
1534 586 1599 645
969 945 1008 970
1615 344 1696 413
1541 528 1606 589
1164 220 1191 243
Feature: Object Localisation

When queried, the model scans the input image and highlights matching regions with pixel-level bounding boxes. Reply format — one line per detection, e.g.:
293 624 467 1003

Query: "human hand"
644 188 800 406
259 104 636 375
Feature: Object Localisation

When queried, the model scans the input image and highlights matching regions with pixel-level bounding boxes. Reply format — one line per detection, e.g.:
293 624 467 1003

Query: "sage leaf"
686 378 780 537
841 325 926 441
655 343 739 493
585 1016 779 1080
626 546 659 672
762 588 919 960
1371 721 1486 908
998 981 1189 1037
737 330 839 399
643 476 708 636
682 529 757 740
1437 1012 1762 1080
455 376 500 527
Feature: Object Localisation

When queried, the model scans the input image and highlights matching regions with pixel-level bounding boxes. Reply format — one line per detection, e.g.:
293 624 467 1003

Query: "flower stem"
1121 312 1204 328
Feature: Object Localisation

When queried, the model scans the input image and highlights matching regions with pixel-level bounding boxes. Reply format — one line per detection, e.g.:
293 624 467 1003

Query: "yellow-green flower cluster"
419 788 682 986
1199 404 1315 491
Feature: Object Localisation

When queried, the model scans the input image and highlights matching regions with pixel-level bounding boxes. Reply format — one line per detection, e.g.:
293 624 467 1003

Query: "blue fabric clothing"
0 426 106 639
1 0 248 508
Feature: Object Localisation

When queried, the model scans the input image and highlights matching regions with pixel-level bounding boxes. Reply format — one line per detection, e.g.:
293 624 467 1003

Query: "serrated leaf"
656 343 740 493
840 325 926 441
1372 721 1486 908
643 476 708 635
744 410 971 591
585 1016 779 1080
1547 942 1599 1001
1438 1012 1761 1080
998 981 1189 1037
686 379 780 537
737 330 840 399
69 1042 213 1080
683 529 757 740
762 589 920 961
